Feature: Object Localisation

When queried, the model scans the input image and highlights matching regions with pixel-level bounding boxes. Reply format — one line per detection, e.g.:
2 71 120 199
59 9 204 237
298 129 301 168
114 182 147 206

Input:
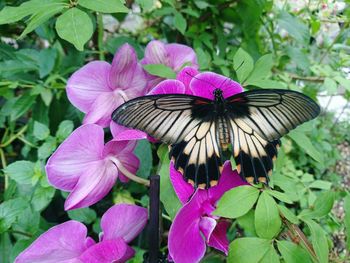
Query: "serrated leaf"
55 8 93 51
174 12 187 34
245 54 273 84
214 186 260 218
143 64 176 79
78 0 128 13
33 121 50 140
255 191 281 239
0 198 28 233
228 237 271 263
4 161 35 185
68 207 97 224
233 48 254 83
277 240 312 263
265 189 293 204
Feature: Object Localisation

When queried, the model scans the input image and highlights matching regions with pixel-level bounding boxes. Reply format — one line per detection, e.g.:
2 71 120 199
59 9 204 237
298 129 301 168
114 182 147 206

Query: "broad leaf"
4 161 35 185
260 245 280 263
33 121 50 140
277 240 312 263
299 190 334 219
78 0 128 13
265 189 293 204
143 64 177 79
174 12 187 34
245 54 273 83
68 207 97 224
233 48 254 83
228 237 271 263
0 198 28 233
277 11 310 44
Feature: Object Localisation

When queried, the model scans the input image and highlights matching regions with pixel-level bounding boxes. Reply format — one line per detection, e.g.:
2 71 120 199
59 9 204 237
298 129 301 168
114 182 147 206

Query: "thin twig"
0 125 28 148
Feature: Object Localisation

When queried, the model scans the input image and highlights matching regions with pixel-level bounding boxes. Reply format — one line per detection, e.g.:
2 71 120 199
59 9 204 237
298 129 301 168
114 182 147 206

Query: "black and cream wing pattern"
112 89 320 188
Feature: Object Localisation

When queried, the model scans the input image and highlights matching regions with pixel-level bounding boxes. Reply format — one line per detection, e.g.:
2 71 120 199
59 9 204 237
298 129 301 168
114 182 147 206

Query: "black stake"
149 175 160 263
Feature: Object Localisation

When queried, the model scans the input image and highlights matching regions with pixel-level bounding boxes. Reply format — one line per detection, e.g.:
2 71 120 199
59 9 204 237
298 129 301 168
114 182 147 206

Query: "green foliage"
0 0 349 262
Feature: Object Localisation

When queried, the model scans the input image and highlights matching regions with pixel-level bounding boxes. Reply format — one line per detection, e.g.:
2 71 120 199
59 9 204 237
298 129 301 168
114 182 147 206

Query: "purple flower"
66 44 147 128
141 40 199 92
15 204 148 263
46 124 139 210
168 162 247 263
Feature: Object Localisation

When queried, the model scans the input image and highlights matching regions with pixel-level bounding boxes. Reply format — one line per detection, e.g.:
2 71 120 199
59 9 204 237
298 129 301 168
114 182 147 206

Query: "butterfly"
112 87 320 189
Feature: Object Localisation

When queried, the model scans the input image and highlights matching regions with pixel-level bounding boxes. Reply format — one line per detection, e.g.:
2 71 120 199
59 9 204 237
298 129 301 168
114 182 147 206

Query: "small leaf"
344 194 350 250
245 54 273 83
78 0 128 13
38 48 57 78
56 120 74 141
33 121 50 140
277 240 312 263
68 207 97 224
4 161 35 185
31 185 55 211
38 136 57 160
143 64 176 79
255 191 282 239
302 219 329 263
0 198 28 233
55 8 93 51
265 189 293 204
233 48 254 83
174 12 187 35
214 185 260 218
10 93 36 121
228 237 271 263
299 191 335 219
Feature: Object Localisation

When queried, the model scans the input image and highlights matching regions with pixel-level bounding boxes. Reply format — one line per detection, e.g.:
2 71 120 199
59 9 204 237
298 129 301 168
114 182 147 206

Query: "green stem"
0 125 28 148
97 13 105 61
0 148 8 189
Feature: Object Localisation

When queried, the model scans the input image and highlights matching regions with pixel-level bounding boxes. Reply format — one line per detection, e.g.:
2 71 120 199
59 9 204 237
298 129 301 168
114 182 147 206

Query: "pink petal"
79 239 134 263
66 61 112 113
46 124 104 191
101 204 148 243
109 44 147 96
15 221 93 263
166 43 198 72
208 161 248 203
208 220 231 255
110 122 148 141
199 216 217 243
142 40 168 65
148 79 186 95
190 72 243 100
168 192 206 263
83 92 123 127
64 160 118 210
169 162 195 204
176 67 199 91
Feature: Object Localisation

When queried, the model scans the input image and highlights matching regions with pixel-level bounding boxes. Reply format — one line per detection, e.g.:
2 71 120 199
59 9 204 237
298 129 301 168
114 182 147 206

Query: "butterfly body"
112 88 320 189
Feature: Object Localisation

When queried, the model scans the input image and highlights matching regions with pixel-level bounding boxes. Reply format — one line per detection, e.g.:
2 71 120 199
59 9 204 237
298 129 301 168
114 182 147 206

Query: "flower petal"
199 216 216 243
83 92 123 127
169 162 194 204
109 44 147 96
176 66 199 91
64 160 118 210
15 221 93 263
142 40 168 65
208 161 248 203
190 72 243 100
166 43 198 72
168 192 206 263
110 122 148 141
208 220 231 255
148 79 186 95
79 239 134 263
66 61 112 113
46 124 104 191
101 204 148 243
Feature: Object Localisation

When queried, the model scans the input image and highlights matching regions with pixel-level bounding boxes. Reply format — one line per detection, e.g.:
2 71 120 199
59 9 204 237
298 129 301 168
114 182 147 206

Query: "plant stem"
0 125 28 148
97 13 105 61
149 175 160 263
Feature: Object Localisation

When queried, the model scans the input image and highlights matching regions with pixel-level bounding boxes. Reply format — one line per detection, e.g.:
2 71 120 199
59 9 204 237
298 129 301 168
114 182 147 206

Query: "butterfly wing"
112 94 223 188
225 89 320 184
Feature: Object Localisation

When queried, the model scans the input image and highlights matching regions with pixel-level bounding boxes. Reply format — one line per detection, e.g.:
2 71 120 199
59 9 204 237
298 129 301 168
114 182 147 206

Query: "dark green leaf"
31 185 55 211
10 93 36 121
135 140 153 178
55 8 93 51
174 12 187 35
4 161 35 185
143 64 176 79
214 186 260 218
68 207 97 224
0 198 28 233
344 194 350 250
78 0 128 13
38 48 57 78
233 48 254 83
228 237 271 263
277 240 312 263
0 233 12 263
255 191 281 239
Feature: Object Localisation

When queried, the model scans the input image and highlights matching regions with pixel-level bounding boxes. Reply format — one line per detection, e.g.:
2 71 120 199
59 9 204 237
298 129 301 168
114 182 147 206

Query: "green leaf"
0 233 12 263
247 79 287 89
344 194 350 250
278 205 299 224
56 120 74 141
31 185 55 211
4 161 35 185
260 245 280 263
277 11 310 44
68 207 97 224
55 8 93 51
277 240 312 263
245 54 273 83
135 140 153 178
255 191 281 239
214 186 260 218
228 237 271 263
143 64 176 79
38 48 57 78
195 47 210 70
236 209 256 236
288 129 323 163
308 180 332 190
10 93 36 121
38 136 57 160
299 191 335 219
13 207 40 234
233 48 254 83
33 121 50 140
174 12 187 35
0 198 28 233
78 0 128 13
158 145 181 219
302 219 329 263
323 77 337 95
265 189 293 204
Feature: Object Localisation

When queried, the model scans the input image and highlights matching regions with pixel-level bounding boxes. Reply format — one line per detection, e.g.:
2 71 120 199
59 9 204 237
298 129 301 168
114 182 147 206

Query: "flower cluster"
16 40 248 263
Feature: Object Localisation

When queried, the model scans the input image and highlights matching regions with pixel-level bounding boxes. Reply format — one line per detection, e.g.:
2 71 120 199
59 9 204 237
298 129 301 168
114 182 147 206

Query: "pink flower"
15 204 148 263
46 124 139 210
66 44 147 128
168 162 247 263
141 40 199 92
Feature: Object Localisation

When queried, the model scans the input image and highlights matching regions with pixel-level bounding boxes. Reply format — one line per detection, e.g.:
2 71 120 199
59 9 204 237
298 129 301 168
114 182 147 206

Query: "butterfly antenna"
185 71 217 89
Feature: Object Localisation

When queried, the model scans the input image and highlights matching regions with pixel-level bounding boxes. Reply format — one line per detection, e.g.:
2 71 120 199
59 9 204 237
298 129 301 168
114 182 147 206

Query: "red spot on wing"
194 99 210 105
